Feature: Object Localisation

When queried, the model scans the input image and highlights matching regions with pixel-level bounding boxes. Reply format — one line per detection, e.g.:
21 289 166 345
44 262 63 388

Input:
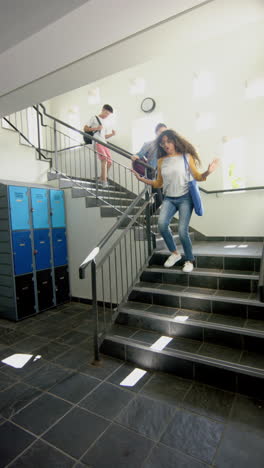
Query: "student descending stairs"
56 173 264 398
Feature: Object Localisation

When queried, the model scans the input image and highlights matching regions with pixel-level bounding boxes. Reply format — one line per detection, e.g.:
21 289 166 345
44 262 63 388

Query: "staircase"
101 241 264 398
2 105 264 398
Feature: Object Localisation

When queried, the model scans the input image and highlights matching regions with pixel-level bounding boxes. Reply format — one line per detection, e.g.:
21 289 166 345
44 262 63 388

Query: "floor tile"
54 346 93 370
33 341 70 361
161 408 224 464
13 335 50 353
182 383 234 421
12 393 72 436
0 382 42 418
116 394 175 441
143 444 208 468
106 363 152 393
57 330 91 347
82 423 154 468
9 439 74 468
214 423 264 468
80 381 133 420
79 355 123 380
0 369 17 391
0 352 46 379
141 373 192 406
0 421 35 468
0 329 28 346
50 372 100 403
23 362 72 391
167 337 201 354
43 407 109 459
228 394 264 434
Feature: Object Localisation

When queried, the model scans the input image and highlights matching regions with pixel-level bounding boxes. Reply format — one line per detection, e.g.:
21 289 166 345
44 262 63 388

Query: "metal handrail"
2 117 52 164
37 103 153 172
79 186 149 278
259 243 264 302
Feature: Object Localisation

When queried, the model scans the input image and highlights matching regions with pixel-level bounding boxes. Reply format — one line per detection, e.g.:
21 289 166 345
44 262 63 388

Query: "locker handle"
22 286 29 291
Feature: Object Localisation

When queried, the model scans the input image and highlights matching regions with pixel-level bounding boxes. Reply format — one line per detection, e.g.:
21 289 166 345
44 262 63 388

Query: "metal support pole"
145 190 152 257
54 121 58 171
91 260 100 363
36 105 41 160
94 146 99 199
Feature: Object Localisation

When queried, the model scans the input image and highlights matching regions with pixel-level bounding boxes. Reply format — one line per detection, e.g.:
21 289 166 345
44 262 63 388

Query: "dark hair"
155 123 167 134
157 129 201 166
102 104 113 113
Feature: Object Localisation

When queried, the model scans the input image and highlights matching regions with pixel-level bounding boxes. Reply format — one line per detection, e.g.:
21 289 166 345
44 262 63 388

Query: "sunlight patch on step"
120 368 147 387
173 316 189 322
150 336 173 351
224 245 237 248
238 245 248 248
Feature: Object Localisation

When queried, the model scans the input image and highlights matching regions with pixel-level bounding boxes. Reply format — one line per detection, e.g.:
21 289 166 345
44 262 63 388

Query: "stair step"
117 301 264 347
142 266 259 293
101 329 264 396
151 250 261 272
129 282 264 321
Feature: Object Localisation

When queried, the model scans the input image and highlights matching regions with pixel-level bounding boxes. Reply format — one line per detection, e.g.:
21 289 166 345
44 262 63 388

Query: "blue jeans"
158 193 194 261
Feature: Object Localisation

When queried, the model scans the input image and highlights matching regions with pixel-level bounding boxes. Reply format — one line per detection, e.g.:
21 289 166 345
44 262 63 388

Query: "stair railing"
259 243 264 302
79 188 155 363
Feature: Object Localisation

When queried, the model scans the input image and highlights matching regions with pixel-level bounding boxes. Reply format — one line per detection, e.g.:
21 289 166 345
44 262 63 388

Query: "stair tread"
133 281 263 305
105 327 264 377
119 302 264 336
157 241 263 258
147 265 259 279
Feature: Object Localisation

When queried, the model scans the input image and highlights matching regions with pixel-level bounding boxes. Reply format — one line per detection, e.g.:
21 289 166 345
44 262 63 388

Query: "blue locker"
50 190 65 228
9 186 30 230
31 188 49 229
52 228 67 266
12 231 33 275
34 229 51 270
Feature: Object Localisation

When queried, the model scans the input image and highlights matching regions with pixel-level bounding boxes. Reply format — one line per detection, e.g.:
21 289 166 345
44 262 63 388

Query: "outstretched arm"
189 157 220 181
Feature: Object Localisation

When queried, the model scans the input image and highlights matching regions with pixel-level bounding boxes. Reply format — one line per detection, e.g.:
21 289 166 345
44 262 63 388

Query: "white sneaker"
182 261 194 273
164 253 182 268
101 181 109 188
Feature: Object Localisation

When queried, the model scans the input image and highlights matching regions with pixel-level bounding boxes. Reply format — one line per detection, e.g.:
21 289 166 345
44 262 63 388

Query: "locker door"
34 229 51 270
37 269 54 311
50 190 65 228
15 273 35 319
9 186 30 230
52 228 67 266
55 266 70 304
12 231 33 275
31 188 49 229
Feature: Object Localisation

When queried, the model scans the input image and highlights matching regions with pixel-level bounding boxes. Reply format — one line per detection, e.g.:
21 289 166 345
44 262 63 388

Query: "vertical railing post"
145 189 152 256
94 145 98 198
91 260 100 363
54 121 58 172
36 104 41 160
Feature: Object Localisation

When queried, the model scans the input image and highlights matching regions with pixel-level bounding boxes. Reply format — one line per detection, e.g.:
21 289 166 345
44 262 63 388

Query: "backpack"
83 116 102 145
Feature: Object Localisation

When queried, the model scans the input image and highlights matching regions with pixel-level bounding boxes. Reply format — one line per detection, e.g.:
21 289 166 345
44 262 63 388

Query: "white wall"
0 0 206 117
46 11 264 236
0 125 49 184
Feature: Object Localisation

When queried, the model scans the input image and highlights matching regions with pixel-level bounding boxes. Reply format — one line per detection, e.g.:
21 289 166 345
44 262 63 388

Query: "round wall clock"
141 97 156 113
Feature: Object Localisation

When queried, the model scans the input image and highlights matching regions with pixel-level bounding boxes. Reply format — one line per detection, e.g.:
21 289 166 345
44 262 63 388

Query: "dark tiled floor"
0 302 264 467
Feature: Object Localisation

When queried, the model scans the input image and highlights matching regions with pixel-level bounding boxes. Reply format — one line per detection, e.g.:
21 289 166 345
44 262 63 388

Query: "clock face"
141 97 156 113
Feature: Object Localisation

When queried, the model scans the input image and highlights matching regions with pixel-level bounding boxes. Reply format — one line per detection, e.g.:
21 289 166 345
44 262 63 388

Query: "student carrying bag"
83 116 102 145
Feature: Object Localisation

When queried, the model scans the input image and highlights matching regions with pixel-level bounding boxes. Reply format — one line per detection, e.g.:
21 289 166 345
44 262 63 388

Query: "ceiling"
0 0 89 54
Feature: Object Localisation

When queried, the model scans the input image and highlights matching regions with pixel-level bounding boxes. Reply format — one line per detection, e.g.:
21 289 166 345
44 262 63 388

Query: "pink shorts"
96 143 112 165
